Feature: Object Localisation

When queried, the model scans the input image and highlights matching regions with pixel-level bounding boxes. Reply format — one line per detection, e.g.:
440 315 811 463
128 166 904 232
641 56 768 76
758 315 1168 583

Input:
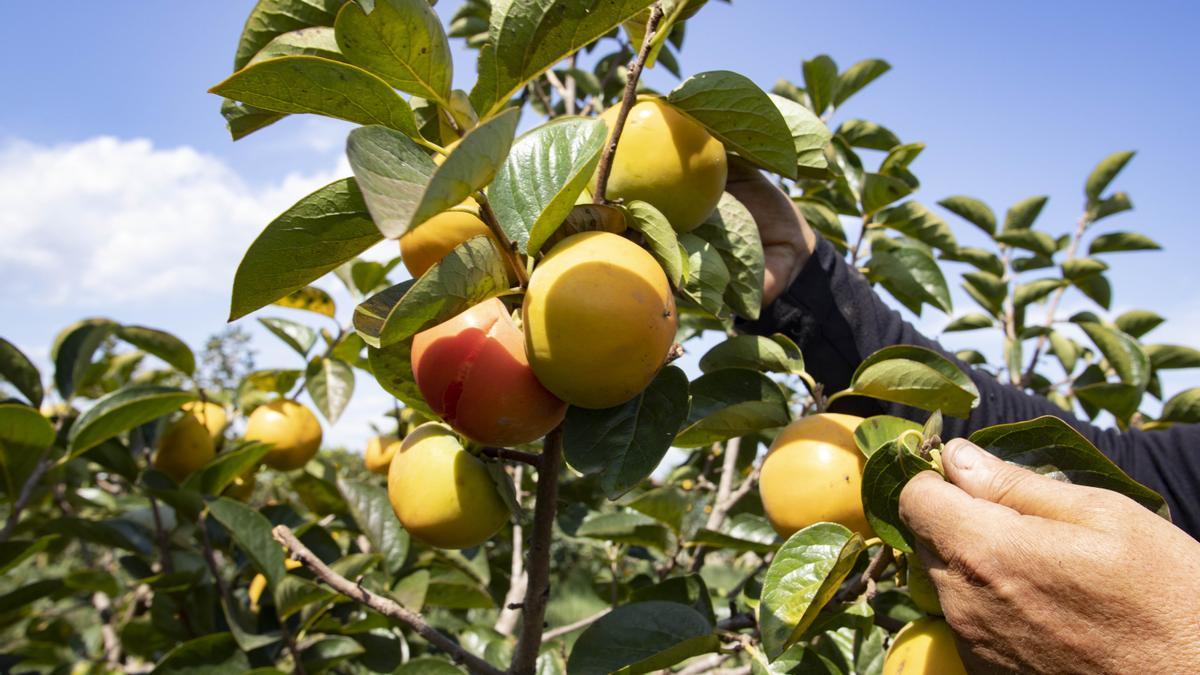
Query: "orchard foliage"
0 0 1194 673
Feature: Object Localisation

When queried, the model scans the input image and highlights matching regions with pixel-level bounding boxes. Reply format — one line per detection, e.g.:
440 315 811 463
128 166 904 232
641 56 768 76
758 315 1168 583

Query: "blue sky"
3 1 1197 448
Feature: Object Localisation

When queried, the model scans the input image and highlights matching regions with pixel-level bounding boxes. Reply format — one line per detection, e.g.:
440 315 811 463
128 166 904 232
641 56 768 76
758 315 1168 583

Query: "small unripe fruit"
759 413 874 538
524 231 677 409
364 435 401 475
412 298 567 446
596 97 727 232
399 198 497 278
245 400 323 471
181 400 228 440
153 414 215 483
387 422 509 549
907 554 943 615
883 617 966 675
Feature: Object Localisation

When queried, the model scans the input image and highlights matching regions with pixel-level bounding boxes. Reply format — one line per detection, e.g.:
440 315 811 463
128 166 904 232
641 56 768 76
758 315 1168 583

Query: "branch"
580 41 634 116
476 195 530 288
494 465 525 636
542 608 611 642
272 525 505 675
691 438 746 573
480 447 541 467
717 612 756 631
675 653 730 675
0 450 52 542
509 427 564 675
592 2 665 204
1021 212 1091 385
836 545 893 602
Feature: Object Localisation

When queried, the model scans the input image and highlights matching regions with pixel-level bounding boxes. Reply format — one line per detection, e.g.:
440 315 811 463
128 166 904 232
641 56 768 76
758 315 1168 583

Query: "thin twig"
675 653 731 675
509 427 564 675
836 545 893 602
691 437 743 573
716 613 756 631
1021 212 1091 385
480 447 541 467
542 608 611 642
494 465 525 636
0 451 52 542
273 525 504 675
593 2 665 204
278 612 308 675
475 195 530 287
580 42 634 116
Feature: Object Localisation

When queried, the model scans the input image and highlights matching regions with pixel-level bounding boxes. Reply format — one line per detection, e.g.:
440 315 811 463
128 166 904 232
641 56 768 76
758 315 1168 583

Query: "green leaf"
1003 195 1049 231
794 199 846 248
563 366 690 499
248 26 345 65
1093 191 1133 221
1161 388 1200 424
628 574 716 626
302 635 366 671
0 403 55 455
184 442 270 496
627 486 692 535
943 313 993 332
860 441 911 553
220 100 285 141
970 416 1168 518
679 234 731 316
567 602 718 675
833 58 890 107
802 54 839 115
1114 310 1165 339
1077 322 1150 388
151 632 249 675
699 334 805 375
843 345 979 418
1085 151 1135 203
675 369 790 448
1074 382 1141 421
624 201 684 287
276 575 335 619
345 125 437 238
767 94 832 175
0 338 43 407
692 192 765 319
1013 278 1066 308
0 535 57 576
418 108 520 227
338 476 410 574
687 513 778 553
1145 344 1200 370
938 195 996 236
875 201 956 252
940 246 1003 277
667 71 797 178
1088 231 1161 254
1062 257 1109 280
397 658 465 675
1071 272 1112 310
867 239 952 315
306 357 355 423
232 0 344 71
211 56 418 135
207 497 288 601
994 229 1058 257
489 116 606 254
759 523 865 660
230 178 380 321
258 317 317 356
353 236 509 348
112 326 195 376
961 270 1006 316
67 385 196 457
366 343 435 416
470 0 656 117
853 415 921 458
837 119 899 151
335 0 453 104
576 512 672 552
52 318 118 399
880 142 925 177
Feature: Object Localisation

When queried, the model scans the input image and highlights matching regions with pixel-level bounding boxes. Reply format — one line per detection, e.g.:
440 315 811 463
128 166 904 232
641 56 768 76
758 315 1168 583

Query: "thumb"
940 438 1096 523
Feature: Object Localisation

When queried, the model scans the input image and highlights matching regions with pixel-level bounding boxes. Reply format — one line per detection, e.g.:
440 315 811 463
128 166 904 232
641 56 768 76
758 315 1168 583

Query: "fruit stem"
479 447 541 466
476 193 530 287
272 524 505 675
592 2 666 205
508 426 563 675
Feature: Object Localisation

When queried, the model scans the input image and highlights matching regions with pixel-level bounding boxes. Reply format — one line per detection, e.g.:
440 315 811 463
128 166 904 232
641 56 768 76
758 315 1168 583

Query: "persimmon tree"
1 1 1196 673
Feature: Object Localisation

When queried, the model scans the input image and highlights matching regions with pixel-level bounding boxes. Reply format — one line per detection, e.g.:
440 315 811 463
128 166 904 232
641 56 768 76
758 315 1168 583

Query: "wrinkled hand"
900 439 1200 674
723 157 816 308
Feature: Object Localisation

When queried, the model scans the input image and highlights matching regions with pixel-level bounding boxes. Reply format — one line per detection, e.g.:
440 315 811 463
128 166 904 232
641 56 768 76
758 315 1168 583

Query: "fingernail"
951 441 981 471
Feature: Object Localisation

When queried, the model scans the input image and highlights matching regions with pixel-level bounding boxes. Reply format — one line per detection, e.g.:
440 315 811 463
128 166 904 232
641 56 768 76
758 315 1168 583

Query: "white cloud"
0 136 349 305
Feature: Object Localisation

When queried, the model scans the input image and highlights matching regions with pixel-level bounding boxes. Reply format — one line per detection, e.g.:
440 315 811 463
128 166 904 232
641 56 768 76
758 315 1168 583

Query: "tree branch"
509 427 563 675
592 2 665 204
542 608 611 642
1021 211 1091 385
480 447 541 467
494 466 526 637
0 450 52 542
272 525 504 675
836 545 893 602
476 194 530 288
691 438 747 572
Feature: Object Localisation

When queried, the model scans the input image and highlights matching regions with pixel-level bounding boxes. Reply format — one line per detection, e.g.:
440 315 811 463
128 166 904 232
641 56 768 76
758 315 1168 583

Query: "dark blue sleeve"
738 236 1200 539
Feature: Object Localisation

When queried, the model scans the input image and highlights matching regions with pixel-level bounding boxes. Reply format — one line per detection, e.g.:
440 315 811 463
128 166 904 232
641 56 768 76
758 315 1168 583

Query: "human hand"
899 438 1200 674
723 156 816 308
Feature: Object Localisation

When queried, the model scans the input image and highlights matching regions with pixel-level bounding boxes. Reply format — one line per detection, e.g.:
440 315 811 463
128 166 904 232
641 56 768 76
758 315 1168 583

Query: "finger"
940 438 1107 524
898 470 1018 560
